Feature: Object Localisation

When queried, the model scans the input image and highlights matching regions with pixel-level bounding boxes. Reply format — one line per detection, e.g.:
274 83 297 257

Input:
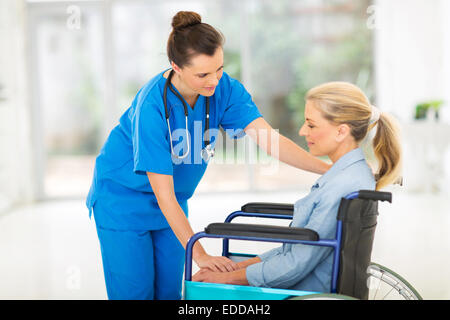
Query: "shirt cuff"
133 159 173 176
246 262 266 287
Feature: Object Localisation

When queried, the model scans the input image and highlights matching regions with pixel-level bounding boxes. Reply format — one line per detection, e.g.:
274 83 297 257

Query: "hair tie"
369 105 381 124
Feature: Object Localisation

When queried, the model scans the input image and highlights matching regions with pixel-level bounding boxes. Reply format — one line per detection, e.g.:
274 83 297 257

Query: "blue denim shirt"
246 148 376 293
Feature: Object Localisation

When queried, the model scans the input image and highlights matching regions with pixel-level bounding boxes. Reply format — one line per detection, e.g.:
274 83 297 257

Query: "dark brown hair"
167 11 224 68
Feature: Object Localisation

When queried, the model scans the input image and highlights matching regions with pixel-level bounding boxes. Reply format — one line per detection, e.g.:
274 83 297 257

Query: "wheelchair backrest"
336 197 379 300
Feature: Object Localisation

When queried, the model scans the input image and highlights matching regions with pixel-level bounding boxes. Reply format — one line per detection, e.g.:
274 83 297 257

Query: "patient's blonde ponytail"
305 82 402 190
372 112 402 190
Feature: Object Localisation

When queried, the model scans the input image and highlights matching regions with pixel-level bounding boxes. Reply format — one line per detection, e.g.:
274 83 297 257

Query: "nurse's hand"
195 254 238 273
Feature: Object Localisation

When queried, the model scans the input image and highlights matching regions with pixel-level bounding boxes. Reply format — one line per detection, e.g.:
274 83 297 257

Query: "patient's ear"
335 124 351 142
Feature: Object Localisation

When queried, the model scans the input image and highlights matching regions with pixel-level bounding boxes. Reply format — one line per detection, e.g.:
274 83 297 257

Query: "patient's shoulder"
322 160 376 197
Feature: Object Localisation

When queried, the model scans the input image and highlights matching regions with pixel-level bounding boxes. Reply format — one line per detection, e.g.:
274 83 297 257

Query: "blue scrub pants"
95 219 185 300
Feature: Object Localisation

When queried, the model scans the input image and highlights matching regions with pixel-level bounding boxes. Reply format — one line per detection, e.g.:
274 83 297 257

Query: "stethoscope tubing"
163 70 211 160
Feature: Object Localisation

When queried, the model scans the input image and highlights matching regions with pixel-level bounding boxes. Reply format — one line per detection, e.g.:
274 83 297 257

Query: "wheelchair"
184 190 422 300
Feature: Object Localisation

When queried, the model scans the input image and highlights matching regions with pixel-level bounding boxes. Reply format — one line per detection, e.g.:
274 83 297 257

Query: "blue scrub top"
86 70 262 230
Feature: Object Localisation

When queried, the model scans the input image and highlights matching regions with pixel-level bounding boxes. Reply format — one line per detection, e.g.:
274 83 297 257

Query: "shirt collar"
312 147 366 190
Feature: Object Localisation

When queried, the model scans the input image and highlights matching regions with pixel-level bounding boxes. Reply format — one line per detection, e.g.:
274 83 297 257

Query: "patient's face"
299 100 339 157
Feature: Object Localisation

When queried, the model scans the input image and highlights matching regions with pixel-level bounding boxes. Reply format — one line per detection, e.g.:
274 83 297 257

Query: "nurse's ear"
171 61 182 75
335 123 351 143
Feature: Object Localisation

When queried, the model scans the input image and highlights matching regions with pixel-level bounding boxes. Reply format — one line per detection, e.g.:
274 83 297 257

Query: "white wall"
374 0 450 193
0 0 34 212
374 0 449 122
442 0 450 121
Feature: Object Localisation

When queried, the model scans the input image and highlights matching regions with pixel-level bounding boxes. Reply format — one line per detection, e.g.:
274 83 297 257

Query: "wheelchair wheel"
367 262 423 300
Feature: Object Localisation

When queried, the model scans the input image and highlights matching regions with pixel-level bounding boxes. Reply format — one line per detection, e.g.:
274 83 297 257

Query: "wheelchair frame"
184 190 420 300
186 204 345 294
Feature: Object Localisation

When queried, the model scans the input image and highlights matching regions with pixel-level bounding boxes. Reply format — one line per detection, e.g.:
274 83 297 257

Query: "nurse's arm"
146 172 237 272
244 117 331 174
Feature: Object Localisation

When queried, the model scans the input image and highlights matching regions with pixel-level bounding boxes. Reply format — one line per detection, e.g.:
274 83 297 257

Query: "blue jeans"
94 211 185 300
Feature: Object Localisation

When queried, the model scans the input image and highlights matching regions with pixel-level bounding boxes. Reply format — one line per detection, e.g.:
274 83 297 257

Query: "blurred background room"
0 0 449 299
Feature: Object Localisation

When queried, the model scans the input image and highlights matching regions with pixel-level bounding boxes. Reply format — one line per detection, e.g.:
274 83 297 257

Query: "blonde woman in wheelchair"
193 81 402 293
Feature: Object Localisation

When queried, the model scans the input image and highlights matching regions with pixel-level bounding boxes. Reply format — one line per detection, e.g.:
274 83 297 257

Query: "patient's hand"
193 266 251 286
193 268 228 284
192 257 262 285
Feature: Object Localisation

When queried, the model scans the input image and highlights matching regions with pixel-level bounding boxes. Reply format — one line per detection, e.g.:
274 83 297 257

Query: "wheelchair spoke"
367 263 422 300
381 285 395 300
372 277 381 300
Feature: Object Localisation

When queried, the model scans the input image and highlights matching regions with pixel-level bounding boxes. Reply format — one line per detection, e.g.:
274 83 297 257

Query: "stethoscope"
163 69 215 162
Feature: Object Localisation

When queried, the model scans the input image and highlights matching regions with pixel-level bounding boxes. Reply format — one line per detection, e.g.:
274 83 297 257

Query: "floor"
0 188 449 300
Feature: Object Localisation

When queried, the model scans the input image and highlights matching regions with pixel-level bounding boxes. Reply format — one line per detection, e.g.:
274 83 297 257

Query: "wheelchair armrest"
241 202 294 216
205 222 319 241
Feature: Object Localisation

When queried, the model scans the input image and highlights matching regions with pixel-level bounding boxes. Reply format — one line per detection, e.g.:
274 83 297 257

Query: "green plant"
414 100 444 120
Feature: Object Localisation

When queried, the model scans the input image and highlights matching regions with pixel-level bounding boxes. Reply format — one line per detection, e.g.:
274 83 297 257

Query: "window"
27 0 374 198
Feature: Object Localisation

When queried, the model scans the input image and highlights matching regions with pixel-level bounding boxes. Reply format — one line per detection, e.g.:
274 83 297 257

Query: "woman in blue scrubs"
86 11 330 300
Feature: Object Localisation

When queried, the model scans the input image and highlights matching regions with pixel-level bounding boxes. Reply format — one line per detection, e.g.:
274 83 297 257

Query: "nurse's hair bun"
171 11 202 30
167 11 223 68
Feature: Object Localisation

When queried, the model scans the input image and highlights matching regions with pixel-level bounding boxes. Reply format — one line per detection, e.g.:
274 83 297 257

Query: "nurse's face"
173 47 224 97
299 100 341 157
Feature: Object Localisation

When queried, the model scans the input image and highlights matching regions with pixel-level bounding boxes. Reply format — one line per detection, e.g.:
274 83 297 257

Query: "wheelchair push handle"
355 190 392 203
239 191 392 216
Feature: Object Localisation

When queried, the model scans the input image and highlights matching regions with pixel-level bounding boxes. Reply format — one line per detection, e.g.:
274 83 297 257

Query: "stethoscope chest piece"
201 143 215 162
